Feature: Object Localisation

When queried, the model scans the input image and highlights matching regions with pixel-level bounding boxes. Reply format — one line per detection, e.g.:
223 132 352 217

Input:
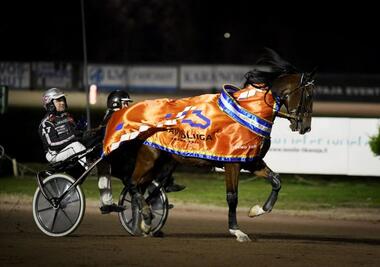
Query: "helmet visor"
120 97 133 102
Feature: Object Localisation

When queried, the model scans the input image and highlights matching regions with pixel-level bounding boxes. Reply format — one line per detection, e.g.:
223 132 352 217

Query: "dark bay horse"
108 50 316 242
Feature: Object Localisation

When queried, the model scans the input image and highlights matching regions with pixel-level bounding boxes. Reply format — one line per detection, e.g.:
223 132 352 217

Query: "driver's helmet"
107 90 133 110
42 88 66 112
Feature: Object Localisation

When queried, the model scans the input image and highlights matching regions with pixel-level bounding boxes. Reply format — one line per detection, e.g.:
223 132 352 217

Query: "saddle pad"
103 84 279 162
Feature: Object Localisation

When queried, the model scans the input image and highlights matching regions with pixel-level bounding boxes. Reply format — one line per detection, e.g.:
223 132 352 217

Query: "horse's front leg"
224 163 251 242
248 160 281 217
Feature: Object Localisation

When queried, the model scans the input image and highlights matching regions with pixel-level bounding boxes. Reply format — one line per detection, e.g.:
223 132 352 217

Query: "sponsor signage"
315 74 380 102
180 65 214 89
2 60 380 104
180 65 269 90
0 62 30 88
33 62 72 89
265 117 380 176
88 64 128 90
127 66 177 92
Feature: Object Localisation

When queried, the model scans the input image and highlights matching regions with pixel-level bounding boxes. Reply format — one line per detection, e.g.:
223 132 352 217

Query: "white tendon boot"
98 176 113 206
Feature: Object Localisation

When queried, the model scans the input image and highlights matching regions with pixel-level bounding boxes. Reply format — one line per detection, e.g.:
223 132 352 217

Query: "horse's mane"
244 48 299 88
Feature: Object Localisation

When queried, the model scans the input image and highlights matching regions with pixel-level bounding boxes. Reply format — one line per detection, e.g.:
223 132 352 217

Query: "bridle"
271 73 314 121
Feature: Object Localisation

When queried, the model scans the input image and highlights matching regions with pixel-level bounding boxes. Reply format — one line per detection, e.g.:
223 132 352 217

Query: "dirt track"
1 200 380 267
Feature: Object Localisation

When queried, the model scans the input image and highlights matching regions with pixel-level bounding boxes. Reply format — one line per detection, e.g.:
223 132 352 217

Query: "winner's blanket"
103 84 280 162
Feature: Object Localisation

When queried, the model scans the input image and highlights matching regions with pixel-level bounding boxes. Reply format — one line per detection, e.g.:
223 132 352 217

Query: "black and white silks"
38 112 86 165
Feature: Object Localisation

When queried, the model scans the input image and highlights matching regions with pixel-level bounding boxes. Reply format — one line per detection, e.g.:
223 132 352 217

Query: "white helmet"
42 88 66 111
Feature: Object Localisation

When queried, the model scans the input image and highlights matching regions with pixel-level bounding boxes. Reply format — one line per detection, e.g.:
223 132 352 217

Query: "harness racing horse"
103 49 316 242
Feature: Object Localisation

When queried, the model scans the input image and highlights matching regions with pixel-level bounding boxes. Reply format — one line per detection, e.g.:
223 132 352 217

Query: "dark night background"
1 0 380 164
1 0 379 74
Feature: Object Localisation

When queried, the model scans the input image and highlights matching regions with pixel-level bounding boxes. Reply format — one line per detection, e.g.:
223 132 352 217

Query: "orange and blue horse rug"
103 84 280 162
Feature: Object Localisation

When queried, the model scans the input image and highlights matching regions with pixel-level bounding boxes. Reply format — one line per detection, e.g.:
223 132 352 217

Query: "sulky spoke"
44 185 55 199
152 210 163 217
54 179 61 196
50 209 59 232
38 206 54 213
64 198 80 206
60 208 74 225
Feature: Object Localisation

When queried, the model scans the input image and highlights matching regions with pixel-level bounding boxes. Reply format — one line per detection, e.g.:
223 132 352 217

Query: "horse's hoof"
140 206 153 234
229 229 252 242
237 235 251 242
248 205 266 218
140 220 151 235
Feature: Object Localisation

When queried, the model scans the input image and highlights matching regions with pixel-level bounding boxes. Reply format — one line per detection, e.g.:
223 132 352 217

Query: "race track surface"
1 200 380 267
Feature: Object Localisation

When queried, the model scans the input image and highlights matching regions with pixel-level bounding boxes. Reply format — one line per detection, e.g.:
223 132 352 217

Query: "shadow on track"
164 232 380 245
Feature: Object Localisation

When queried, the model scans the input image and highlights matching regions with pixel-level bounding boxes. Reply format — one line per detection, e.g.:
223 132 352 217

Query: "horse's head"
245 48 316 135
272 70 316 134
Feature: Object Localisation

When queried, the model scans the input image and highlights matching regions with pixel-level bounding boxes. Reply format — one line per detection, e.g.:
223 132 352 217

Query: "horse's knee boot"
226 192 238 230
263 172 281 212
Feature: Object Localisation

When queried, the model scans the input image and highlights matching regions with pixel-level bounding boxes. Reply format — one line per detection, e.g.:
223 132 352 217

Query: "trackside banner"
88 65 177 92
33 62 72 89
0 62 30 88
88 64 127 90
265 117 380 176
315 74 380 102
180 65 270 90
127 66 177 92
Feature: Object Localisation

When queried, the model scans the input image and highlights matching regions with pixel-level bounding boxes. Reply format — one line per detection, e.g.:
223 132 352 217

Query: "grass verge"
1 172 379 211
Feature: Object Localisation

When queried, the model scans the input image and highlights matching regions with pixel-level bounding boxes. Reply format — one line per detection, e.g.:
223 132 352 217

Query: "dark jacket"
38 112 80 152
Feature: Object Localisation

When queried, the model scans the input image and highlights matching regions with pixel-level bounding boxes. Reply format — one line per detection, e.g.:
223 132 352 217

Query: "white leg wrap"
98 176 111 189
98 176 113 206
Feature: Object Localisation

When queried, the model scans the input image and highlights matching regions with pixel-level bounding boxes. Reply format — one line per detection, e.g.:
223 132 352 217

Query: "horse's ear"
308 66 318 79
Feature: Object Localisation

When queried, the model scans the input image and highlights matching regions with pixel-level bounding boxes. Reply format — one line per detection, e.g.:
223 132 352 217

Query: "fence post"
12 158 18 177
0 85 8 114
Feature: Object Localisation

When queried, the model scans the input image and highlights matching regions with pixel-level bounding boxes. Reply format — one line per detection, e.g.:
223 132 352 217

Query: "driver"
94 90 133 214
38 88 87 168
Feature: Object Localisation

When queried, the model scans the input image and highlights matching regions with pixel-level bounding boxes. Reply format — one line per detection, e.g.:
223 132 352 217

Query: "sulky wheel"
118 184 169 236
32 173 85 237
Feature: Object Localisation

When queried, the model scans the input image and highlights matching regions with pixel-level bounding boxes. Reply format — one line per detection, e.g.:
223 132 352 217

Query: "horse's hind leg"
131 145 161 189
130 145 161 235
247 160 281 217
224 163 251 242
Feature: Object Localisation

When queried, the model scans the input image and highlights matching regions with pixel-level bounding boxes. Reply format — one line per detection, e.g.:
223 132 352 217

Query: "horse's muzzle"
299 126 311 134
